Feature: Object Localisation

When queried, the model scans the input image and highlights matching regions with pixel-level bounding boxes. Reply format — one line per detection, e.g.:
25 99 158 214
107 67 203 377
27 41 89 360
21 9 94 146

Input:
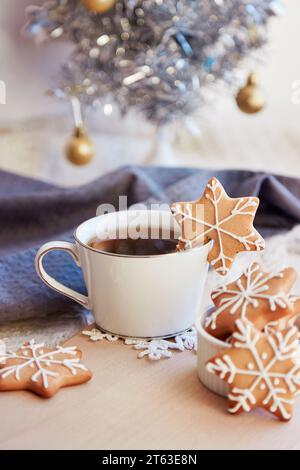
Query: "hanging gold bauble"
236 73 266 114
80 0 116 14
65 127 95 165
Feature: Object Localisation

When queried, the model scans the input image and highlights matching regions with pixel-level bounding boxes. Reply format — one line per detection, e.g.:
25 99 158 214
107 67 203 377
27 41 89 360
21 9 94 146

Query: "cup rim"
196 307 230 349
74 211 213 259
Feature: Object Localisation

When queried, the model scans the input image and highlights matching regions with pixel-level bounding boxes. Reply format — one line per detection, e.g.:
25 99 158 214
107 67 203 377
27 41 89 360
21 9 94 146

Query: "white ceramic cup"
196 308 230 397
35 210 211 339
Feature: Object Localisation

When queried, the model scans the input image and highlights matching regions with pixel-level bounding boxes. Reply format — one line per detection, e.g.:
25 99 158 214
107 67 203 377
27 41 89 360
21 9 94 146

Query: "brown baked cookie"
206 319 300 421
171 177 265 275
205 262 300 339
0 340 92 398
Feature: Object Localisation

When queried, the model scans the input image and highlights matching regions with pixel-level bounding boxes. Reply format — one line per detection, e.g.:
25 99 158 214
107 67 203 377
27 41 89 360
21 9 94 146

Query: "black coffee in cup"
88 232 178 256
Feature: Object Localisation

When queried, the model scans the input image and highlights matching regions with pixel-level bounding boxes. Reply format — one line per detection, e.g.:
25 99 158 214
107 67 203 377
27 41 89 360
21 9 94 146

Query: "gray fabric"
1 166 300 325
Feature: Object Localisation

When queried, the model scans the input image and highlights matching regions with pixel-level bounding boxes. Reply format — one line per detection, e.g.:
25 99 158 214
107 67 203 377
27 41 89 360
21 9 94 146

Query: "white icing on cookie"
173 178 264 275
206 263 297 331
0 340 88 389
206 320 300 420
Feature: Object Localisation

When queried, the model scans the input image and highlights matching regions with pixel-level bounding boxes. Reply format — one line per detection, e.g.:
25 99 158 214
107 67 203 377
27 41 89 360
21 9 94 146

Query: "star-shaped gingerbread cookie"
171 177 265 275
0 340 92 398
205 262 300 339
206 319 300 421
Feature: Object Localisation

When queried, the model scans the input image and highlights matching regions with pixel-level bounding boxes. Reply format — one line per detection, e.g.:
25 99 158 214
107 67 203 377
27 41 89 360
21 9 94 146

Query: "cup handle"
35 241 91 309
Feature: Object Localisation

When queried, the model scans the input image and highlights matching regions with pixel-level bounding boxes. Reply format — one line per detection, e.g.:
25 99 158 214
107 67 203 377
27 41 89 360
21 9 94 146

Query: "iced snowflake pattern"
206 320 300 420
206 262 298 331
172 178 264 275
0 339 88 389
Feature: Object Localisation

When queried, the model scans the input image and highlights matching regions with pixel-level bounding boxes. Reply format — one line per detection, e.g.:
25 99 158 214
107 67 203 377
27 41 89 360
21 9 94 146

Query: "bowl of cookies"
196 262 300 421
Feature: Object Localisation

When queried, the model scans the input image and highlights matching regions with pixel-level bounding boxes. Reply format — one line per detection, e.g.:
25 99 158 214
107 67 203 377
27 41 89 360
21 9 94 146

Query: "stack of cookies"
172 178 300 421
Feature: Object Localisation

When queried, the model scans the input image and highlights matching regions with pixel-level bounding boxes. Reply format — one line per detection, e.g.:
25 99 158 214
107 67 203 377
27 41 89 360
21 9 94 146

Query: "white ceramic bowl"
196 308 230 397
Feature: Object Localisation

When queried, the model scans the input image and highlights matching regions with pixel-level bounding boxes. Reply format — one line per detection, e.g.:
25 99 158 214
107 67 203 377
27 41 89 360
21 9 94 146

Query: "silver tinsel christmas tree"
24 0 283 124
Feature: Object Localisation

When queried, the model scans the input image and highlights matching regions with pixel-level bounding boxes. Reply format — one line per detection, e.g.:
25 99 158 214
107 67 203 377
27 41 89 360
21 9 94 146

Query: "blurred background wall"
0 0 299 185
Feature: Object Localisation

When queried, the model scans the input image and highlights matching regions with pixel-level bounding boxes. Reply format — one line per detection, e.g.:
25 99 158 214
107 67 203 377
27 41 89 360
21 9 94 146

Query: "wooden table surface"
1 328 300 450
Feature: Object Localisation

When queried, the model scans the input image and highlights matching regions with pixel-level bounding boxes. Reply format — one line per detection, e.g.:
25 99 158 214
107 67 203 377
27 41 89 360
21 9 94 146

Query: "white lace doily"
82 328 197 361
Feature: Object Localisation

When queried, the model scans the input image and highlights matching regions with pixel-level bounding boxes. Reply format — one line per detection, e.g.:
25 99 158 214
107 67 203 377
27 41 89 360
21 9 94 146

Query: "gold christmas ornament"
65 127 95 165
80 0 116 14
236 73 266 114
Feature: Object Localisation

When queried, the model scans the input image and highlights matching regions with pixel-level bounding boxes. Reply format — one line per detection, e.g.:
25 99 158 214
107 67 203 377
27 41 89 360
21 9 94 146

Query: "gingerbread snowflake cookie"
205 262 300 339
0 340 92 398
206 320 300 421
171 177 264 275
